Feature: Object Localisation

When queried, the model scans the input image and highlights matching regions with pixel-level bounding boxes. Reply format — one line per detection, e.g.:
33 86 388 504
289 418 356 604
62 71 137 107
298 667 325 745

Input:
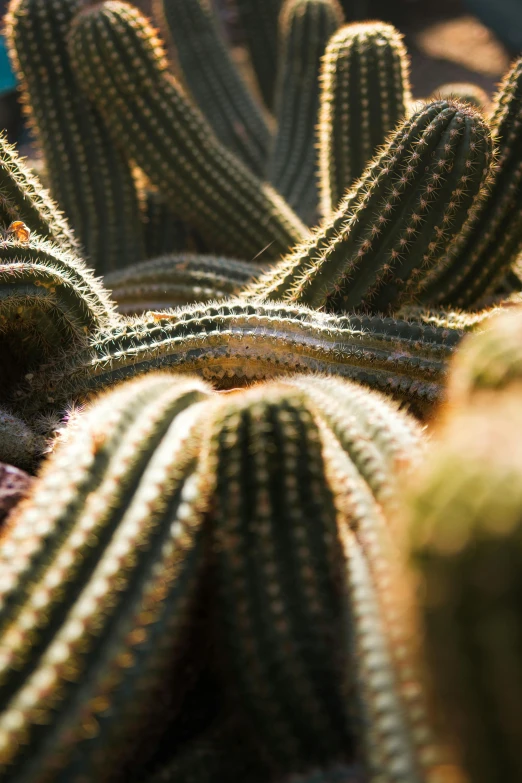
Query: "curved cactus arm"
68 1 306 262
235 0 282 111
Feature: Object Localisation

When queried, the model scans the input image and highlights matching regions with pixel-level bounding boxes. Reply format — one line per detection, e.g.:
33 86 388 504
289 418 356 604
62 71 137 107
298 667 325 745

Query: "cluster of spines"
68 1 306 261
267 0 344 224
318 22 412 216
17 301 464 420
155 0 271 176
420 55 522 308
6 0 146 274
246 100 492 315
407 391 522 783
105 253 262 314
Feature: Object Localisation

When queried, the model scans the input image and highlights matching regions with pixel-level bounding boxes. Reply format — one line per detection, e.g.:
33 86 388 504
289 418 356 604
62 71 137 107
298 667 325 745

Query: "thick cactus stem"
235 0 282 110
247 101 492 315
68 1 306 261
6 0 146 273
157 0 271 175
408 395 522 783
318 22 411 216
105 253 262 314
17 301 464 418
267 0 344 224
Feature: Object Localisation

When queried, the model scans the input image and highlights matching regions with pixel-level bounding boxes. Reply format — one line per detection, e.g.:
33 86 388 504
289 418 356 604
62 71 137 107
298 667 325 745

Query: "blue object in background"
0 35 16 96
464 0 522 55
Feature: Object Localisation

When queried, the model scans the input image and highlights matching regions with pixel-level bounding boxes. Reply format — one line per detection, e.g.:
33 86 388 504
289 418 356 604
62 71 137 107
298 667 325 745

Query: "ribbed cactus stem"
105 253 263 314
267 0 344 224
318 22 411 216
235 0 281 110
247 100 492 314
0 134 77 254
0 373 213 780
446 306 522 405
142 190 206 258
156 0 271 175
420 56 522 308
408 396 522 783
6 0 146 273
68 1 306 261
18 301 464 418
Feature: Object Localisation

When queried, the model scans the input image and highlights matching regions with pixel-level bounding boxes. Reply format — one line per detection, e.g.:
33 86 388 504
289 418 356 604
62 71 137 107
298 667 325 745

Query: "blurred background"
0 0 520 148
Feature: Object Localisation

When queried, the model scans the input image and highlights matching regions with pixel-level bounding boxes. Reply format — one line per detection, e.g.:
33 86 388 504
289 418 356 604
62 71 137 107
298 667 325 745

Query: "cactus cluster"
1 0 522 781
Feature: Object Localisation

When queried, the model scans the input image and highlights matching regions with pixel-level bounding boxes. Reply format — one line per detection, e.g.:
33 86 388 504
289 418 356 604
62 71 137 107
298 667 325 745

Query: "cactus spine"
247 101 492 315
105 253 263 314
156 0 271 176
0 373 213 781
267 0 344 224
0 408 42 471
6 0 146 274
407 394 522 783
429 82 490 112
235 0 282 110
318 22 411 216
420 56 522 308
18 301 464 419
68 1 306 261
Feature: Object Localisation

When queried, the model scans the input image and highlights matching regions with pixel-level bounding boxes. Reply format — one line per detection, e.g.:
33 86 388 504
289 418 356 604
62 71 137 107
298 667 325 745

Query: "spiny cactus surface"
6 0 146 274
68 1 306 261
247 100 492 315
267 0 344 224
318 22 411 216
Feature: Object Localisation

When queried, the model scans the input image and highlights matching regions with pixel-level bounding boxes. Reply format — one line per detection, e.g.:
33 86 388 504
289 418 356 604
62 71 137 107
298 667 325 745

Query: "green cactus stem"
68 1 306 261
235 0 281 111
0 134 77 255
17 301 464 419
446 306 522 405
6 0 146 274
142 190 207 259
318 22 411 217
267 0 344 224
156 0 271 176
408 394 522 783
0 373 213 781
246 100 492 315
428 82 490 113
420 57 522 308
105 254 263 314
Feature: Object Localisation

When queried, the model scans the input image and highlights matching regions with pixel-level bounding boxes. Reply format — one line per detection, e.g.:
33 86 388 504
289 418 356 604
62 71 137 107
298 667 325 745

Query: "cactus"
318 22 411 217
446 306 522 405
105 254 263 314
6 0 146 274
0 463 33 528
246 100 492 315
68 1 306 261
407 393 522 783
0 134 77 255
0 373 214 781
0 408 42 471
142 190 207 259
16 301 464 422
155 0 271 176
428 82 490 112
267 0 344 224
235 0 281 111
420 56 522 308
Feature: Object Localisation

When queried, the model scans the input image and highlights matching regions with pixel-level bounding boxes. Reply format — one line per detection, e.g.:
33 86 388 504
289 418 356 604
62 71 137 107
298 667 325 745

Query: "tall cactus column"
318 22 411 216
68 1 306 262
6 0 146 274
267 0 344 225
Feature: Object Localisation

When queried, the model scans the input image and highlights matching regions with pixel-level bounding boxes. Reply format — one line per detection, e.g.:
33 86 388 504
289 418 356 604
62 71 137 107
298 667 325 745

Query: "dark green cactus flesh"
318 22 411 216
142 190 208 260
105 254 263 314
68 1 306 261
156 0 271 176
235 0 282 111
267 0 344 224
408 395 522 783
420 56 522 308
16 301 465 419
6 0 146 274
247 101 492 314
